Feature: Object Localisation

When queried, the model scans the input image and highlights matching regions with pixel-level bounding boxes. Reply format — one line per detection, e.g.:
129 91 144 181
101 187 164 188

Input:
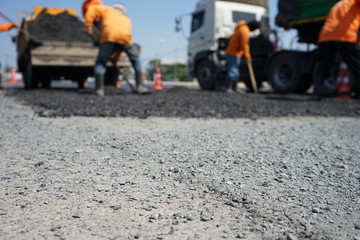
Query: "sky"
0 0 294 71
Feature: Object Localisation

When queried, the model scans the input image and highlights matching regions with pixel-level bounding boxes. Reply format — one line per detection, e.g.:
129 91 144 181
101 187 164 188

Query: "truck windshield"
191 11 205 33
232 11 256 23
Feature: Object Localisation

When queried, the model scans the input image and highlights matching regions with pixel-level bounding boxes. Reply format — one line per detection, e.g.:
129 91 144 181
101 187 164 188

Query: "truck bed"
276 0 339 44
29 41 130 67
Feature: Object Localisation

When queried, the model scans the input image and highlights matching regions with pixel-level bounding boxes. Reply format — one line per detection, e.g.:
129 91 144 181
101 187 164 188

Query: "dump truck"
177 0 342 94
16 7 131 89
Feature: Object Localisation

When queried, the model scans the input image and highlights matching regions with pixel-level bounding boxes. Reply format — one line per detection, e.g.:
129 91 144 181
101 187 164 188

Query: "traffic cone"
336 61 351 99
116 80 122 89
10 67 17 84
152 64 164 90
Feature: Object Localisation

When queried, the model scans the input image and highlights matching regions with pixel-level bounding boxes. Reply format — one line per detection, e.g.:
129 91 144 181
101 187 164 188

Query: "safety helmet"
113 3 127 14
82 0 103 17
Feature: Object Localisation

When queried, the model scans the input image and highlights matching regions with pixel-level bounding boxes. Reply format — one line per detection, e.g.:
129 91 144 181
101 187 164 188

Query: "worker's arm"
0 22 15 32
239 26 251 60
83 5 102 35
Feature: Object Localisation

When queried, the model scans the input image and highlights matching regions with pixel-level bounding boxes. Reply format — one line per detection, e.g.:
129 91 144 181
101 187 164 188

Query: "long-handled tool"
116 66 136 93
0 11 42 46
111 52 136 92
246 60 258 93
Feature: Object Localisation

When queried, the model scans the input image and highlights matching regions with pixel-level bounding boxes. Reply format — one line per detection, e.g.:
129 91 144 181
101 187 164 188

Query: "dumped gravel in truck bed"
26 11 91 42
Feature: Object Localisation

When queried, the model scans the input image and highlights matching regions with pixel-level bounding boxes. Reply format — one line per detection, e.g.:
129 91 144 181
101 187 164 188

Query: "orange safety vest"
226 20 251 60
84 5 133 45
318 0 360 43
0 22 14 32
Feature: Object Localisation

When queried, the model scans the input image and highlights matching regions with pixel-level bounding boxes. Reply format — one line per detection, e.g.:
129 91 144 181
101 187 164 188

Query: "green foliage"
146 59 189 82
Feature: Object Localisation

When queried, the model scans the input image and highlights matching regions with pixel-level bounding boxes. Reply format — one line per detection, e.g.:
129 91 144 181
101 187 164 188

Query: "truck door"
188 10 207 64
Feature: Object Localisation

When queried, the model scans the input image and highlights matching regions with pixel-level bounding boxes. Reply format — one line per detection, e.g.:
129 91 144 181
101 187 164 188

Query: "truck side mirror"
175 16 182 32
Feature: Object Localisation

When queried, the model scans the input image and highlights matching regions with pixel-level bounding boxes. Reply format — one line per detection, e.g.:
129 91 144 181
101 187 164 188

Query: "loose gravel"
1 89 360 240
5 86 360 119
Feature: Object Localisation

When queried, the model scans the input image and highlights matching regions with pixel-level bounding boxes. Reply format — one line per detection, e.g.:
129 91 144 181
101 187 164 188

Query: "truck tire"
19 53 38 89
23 63 39 89
196 59 216 90
268 51 302 94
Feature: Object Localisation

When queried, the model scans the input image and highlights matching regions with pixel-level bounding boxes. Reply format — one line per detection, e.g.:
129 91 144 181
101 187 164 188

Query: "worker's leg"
338 42 360 98
314 42 337 97
223 54 240 92
94 42 117 96
121 44 148 94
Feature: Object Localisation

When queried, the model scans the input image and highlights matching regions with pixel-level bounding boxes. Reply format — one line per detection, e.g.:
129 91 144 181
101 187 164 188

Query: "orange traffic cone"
116 80 122 89
152 64 164 90
336 61 351 99
10 67 17 84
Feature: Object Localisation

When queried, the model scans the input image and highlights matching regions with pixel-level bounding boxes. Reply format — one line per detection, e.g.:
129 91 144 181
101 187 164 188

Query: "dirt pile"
26 10 91 42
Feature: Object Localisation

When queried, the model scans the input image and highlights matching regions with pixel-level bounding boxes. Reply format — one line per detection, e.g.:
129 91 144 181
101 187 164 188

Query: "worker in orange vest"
82 0 148 96
220 20 259 93
315 0 360 98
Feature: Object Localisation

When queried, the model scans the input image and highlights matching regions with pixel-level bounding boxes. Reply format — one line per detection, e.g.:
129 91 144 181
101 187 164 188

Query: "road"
0 80 360 240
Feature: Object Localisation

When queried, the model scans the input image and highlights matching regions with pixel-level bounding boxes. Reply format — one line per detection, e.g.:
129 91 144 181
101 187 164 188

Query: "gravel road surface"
1 86 360 240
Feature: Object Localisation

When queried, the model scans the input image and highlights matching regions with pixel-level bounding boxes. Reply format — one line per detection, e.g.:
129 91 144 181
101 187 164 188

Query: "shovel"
0 11 42 46
246 60 258 93
116 66 136 93
111 52 136 92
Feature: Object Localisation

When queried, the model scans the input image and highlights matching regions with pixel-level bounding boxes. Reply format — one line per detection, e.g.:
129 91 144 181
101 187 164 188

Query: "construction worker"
82 1 149 96
219 20 259 93
314 0 360 98
0 22 15 89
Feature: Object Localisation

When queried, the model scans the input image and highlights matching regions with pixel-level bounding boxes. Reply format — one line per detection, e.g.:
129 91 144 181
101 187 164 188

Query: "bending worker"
221 20 259 93
82 1 148 96
315 0 360 98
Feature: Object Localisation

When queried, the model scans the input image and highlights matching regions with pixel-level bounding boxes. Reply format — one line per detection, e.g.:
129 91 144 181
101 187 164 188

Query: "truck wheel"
195 60 216 90
268 52 302 94
23 63 39 89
